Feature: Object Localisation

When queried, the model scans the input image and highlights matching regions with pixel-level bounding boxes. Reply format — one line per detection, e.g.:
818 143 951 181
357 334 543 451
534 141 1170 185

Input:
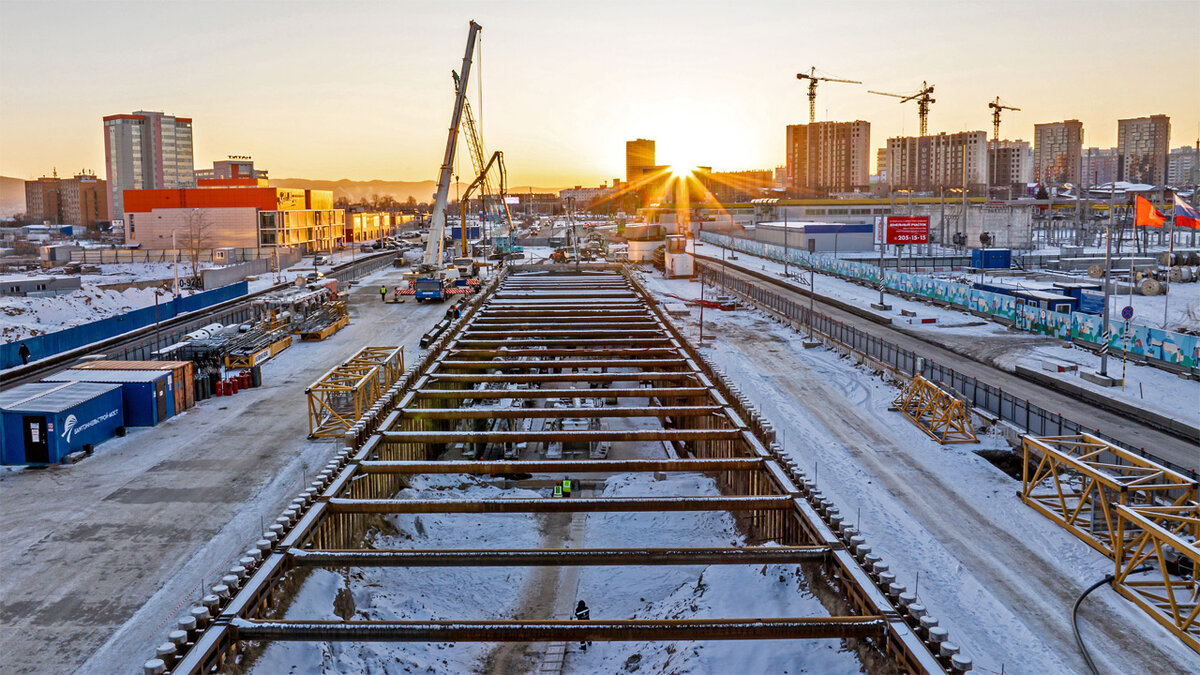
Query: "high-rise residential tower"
785 120 870 195
1117 115 1171 184
1033 120 1083 186
626 139 656 183
885 131 987 192
24 172 107 228
988 140 1033 189
103 111 195 221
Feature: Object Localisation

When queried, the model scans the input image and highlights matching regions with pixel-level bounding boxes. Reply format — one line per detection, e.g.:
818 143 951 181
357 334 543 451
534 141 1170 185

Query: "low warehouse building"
43 369 176 426
0 382 124 465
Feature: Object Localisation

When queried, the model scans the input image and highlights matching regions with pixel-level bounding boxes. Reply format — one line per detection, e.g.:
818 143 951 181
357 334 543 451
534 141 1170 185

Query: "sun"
668 164 697 179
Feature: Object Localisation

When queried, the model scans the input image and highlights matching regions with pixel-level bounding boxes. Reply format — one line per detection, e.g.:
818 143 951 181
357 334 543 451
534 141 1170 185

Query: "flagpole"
1163 209 1173 329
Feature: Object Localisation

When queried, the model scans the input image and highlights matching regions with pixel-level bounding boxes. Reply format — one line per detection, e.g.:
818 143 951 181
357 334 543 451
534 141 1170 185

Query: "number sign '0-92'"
884 216 930 245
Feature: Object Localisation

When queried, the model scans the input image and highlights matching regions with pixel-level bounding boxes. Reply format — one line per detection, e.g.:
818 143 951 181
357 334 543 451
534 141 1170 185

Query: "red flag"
1134 195 1165 228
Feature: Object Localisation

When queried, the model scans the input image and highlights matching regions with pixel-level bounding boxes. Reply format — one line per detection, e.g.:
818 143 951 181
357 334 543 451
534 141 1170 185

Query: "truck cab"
414 277 447 302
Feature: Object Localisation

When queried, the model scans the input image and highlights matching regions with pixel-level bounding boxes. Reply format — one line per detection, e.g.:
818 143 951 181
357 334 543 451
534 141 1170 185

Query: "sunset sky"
2 0 1197 187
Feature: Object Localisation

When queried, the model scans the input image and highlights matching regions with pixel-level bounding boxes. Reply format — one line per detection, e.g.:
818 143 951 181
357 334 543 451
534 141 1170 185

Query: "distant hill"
272 178 566 205
0 177 25 217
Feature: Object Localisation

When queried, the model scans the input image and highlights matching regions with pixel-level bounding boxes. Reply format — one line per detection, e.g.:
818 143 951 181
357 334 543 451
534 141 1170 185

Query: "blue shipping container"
971 248 1012 270
0 382 124 464
42 369 175 426
450 225 482 240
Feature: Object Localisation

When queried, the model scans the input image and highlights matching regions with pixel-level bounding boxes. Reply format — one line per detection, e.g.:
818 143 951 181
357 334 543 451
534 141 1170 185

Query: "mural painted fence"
699 231 1199 371
1 282 249 370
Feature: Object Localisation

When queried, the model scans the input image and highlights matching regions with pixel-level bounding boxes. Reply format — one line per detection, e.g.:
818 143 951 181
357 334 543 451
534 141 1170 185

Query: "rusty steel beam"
288 546 832 567
359 458 763 474
231 617 885 642
447 348 682 358
436 359 688 370
411 386 708 399
451 338 674 347
379 429 741 443
426 372 698 384
396 406 723 420
325 495 795 514
462 329 666 338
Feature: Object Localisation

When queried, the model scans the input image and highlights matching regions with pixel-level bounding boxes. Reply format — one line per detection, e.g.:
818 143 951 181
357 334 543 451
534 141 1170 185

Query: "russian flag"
1174 194 1200 229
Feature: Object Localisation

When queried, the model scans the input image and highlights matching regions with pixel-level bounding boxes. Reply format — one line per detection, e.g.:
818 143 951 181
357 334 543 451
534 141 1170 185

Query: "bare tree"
179 209 212 286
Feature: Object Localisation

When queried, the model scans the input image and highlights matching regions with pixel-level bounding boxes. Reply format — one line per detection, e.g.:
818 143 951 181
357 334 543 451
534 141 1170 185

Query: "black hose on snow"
1073 565 1152 675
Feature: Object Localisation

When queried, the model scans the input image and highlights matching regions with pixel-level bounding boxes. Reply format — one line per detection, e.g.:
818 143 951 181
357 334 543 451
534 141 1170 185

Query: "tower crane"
987 97 1020 199
422 20 481 273
869 81 936 136
795 68 861 124
987 97 1020 142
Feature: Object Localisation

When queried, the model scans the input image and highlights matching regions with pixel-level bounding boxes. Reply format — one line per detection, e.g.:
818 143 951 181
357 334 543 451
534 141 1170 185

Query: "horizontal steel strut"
325 495 796 513
395 406 723 420
359 458 764 473
378 429 742 443
288 545 832 566
231 616 887 642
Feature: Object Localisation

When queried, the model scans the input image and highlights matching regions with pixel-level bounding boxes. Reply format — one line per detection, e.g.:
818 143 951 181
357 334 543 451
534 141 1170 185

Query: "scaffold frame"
893 374 978 444
1113 503 1200 653
1020 433 1198 558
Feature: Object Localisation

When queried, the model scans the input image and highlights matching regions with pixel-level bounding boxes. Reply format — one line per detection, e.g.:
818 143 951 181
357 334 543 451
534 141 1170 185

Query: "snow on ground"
992 343 1200 428
0 284 176 342
249 455 865 673
250 474 545 675
694 242 1199 421
638 271 1200 674
569 472 861 675
700 239 1200 334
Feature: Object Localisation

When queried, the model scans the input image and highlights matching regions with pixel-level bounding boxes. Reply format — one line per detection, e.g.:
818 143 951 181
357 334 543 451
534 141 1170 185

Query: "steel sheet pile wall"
160 266 956 675
700 231 1200 373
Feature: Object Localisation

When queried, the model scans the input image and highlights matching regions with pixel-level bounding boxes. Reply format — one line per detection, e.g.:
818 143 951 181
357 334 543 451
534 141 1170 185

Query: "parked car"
313 254 329 265
360 244 374 253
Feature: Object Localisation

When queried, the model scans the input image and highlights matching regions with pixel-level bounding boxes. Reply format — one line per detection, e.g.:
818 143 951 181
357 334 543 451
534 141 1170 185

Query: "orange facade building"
123 181 344 254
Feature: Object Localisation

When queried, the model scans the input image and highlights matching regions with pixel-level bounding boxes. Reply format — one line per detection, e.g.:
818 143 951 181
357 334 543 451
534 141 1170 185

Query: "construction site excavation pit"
165 268 949 675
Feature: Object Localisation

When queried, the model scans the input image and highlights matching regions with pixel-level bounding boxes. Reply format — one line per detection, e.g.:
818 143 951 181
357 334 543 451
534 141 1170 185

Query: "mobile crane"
415 20 481 302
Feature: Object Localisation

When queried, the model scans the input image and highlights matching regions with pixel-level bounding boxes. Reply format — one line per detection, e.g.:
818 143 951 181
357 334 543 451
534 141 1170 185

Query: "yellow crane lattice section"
1020 433 1198 558
307 346 404 438
1113 503 1200 653
892 375 977 444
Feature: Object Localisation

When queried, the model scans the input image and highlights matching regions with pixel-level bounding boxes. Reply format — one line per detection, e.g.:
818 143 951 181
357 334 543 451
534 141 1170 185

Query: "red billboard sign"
885 216 929 245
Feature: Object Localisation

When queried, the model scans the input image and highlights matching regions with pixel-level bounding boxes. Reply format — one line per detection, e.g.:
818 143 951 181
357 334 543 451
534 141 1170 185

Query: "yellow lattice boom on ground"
1113 503 1200 653
1020 433 1198 558
892 374 977 444
306 346 405 438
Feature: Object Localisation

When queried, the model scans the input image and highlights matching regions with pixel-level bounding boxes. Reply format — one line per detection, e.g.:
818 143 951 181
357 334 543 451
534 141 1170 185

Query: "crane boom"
424 20 482 270
458 151 511 256
869 81 935 136
796 67 861 124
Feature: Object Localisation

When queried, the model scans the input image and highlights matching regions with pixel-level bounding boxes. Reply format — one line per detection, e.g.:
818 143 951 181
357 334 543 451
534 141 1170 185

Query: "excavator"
414 20 481 303
456 150 518 276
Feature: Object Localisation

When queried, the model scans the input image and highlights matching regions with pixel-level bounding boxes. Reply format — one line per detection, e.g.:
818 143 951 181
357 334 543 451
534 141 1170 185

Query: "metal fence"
697 261 1197 480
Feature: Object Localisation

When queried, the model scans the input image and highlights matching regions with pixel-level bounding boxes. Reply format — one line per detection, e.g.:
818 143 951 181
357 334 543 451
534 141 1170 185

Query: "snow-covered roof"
0 381 122 413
